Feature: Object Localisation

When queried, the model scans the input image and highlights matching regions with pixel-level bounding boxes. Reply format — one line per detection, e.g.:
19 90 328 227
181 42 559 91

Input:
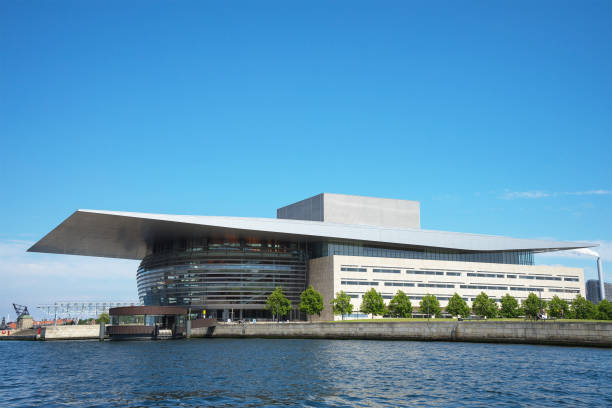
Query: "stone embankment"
41 325 100 340
0 325 101 341
191 321 612 347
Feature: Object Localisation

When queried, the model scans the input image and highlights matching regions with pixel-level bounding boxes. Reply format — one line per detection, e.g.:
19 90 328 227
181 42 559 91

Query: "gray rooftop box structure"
277 193 420 229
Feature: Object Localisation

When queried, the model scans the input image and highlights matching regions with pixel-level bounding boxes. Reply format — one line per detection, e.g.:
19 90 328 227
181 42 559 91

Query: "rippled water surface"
1 339 611 407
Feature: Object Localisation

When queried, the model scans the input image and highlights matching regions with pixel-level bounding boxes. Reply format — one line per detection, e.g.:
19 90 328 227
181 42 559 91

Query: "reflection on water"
1 339 611 407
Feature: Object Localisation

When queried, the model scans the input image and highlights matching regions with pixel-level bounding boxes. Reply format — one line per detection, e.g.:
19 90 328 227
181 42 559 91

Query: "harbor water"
1 339 611 407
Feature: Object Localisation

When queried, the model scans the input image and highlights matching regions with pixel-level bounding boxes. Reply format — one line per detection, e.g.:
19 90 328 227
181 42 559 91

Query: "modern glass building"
137 239 307 320
586 279 612 304
29 193 594 320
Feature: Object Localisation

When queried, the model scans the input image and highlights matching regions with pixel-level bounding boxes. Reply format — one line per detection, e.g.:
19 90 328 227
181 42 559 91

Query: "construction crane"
37 301 138 323
12 304 30 319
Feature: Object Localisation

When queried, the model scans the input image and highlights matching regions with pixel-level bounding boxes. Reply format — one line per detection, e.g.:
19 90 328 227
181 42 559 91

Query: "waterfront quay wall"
0 325 101 340
41 325 100 340
191 321 612 347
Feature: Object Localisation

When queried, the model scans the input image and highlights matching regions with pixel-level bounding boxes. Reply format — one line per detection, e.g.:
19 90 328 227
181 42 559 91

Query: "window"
373 268 401 274
418 283 455 288
564 277 579 282
411 270 443 276
341 281 378 286
446 272 461 276
510 287 544 292
518 275 562 281
341 267 367 272
468 273 505 279
311 241 535 265
460 285 508 291
384 282 415 287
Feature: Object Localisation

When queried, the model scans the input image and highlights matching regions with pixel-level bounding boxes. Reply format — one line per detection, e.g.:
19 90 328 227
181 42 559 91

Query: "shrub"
265 287 292 322
596 299 612 320
472 292 498 318
570 295 597 319
419 294 441 318
522 293 544 319
360 288 386 318
547 296 569 319
388 290 413 318
299 285 324 322
331 291 354 320
446 293 470 318
499 294 521 318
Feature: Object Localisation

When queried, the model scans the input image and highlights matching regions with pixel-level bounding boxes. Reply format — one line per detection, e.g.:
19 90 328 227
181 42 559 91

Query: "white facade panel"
311 255 584 321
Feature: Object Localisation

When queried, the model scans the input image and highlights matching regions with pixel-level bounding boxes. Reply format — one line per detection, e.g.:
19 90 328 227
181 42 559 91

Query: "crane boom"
12 303 30 319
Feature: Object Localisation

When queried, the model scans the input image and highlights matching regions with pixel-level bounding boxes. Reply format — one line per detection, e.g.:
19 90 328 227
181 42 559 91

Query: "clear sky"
1 1 610 320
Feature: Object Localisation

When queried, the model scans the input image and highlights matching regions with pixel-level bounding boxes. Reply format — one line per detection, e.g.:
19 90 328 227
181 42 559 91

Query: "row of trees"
265 286 325 322
331 289 426 319
266 286 416 321
458 292 612 320
266 286 612 321
330 289 612 320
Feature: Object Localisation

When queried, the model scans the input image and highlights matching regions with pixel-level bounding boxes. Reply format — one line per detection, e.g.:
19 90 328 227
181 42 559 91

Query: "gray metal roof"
27 209 596 260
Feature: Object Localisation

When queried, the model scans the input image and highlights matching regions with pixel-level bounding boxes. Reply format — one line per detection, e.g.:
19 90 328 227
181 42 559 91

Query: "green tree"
265 287 292 322
388 290 413 318
331 291 354 320
95 313 110 324
522 293 544 319
299 285 324 322
472 292 498 318
596 299 612 320
547 296 569 319
446 293 470 318
419 294 441 318
499 294 521 318
360 288 386 318
570 295 597 319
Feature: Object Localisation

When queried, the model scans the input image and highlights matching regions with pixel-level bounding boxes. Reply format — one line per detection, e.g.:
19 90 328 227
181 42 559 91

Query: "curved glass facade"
137 239 307 320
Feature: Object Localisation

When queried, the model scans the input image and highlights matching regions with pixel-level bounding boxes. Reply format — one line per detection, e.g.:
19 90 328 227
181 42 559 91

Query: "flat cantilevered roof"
27 209 596 260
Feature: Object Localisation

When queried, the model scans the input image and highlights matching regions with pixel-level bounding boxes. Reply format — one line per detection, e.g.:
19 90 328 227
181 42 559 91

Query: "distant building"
16 315 33 329
29 193 594 321
586 280 612 304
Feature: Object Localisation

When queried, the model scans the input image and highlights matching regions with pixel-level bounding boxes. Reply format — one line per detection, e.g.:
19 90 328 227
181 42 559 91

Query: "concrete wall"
191 321 612 347
322 193 420 229
309 256 335 321
41 325 100 340
277 194 324 222
277 193 420 229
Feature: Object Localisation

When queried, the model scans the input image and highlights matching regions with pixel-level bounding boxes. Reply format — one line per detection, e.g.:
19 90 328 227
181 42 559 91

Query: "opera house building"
29 193 592 321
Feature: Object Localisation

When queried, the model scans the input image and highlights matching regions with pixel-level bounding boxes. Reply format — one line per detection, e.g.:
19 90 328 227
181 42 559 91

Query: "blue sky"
1 1 610 320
